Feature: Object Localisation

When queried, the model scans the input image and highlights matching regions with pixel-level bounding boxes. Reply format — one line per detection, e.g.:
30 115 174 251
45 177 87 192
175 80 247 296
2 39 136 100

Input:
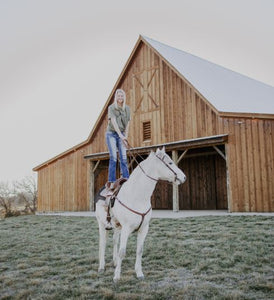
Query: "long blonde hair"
114 89 126 110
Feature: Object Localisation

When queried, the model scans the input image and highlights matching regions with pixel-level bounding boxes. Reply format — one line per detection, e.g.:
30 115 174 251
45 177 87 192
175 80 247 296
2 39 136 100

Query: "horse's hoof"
113 277 120 283
98 268 104 274
137 275 145 280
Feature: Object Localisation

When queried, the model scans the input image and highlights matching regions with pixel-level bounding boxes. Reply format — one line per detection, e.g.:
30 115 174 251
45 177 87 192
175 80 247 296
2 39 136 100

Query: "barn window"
142 121 151 141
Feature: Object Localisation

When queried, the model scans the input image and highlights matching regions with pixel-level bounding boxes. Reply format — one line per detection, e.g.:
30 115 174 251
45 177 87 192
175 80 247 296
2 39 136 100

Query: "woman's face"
116 92 124 105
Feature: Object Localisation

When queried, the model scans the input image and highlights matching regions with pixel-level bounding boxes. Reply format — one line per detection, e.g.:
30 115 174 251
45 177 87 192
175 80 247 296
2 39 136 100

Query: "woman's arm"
111 117 124 138
125 121 130 139
111 117 130 148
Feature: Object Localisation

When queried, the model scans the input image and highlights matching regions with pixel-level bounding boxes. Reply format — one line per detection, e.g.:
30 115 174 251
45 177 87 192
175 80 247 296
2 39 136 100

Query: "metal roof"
143 36 274 114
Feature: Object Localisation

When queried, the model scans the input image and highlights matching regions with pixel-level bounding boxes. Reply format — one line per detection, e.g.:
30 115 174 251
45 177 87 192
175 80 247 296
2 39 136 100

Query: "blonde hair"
114 89 126 110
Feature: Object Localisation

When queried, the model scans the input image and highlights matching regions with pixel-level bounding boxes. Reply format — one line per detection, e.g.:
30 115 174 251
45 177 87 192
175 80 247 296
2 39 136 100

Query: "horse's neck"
130 163 157 194
119 158 158 208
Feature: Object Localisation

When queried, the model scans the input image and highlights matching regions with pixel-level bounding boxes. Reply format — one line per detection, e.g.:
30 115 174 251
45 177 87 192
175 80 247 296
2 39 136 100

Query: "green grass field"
0 215 273 299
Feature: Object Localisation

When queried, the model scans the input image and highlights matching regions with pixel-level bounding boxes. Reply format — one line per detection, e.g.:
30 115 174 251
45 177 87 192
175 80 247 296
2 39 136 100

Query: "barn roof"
142 36 274 115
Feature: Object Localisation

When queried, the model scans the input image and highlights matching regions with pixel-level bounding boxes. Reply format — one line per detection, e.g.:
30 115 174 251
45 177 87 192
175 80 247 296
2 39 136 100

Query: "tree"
0 182 17 218
14 175 37 213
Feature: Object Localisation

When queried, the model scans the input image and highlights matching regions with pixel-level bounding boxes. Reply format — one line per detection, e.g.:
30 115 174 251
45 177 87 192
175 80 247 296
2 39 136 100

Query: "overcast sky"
1 0 274 183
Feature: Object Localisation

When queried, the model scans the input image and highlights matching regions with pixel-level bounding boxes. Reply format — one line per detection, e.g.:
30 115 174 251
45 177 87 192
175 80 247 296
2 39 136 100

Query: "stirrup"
105 205 113 230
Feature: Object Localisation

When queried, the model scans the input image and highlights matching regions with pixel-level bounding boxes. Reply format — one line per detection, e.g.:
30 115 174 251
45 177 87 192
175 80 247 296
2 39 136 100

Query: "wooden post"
225 144 231 212
172 150 179 212
89 161 95 211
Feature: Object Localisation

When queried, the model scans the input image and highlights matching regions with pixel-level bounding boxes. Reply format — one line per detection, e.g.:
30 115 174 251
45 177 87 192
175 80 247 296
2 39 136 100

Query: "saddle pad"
94 186 107 204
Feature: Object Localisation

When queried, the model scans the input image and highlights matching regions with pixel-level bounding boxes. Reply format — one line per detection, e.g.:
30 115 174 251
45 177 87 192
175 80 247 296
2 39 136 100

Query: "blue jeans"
106 131 129 182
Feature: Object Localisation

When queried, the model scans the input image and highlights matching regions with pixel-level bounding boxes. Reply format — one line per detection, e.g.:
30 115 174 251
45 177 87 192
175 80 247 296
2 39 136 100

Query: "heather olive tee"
107 103 131 132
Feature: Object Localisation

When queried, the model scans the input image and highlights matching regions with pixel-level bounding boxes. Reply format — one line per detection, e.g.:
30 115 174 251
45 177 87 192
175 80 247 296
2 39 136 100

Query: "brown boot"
105 182 114 196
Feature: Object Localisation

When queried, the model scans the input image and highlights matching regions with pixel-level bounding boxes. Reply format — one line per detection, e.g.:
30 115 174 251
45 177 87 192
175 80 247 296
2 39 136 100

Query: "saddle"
95 178 127 206
105 178 128 206
105 178 127 229
106 178 127 193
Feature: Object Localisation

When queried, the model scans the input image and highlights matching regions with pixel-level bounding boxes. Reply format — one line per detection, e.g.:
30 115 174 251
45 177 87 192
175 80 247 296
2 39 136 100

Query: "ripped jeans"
106 131 129 182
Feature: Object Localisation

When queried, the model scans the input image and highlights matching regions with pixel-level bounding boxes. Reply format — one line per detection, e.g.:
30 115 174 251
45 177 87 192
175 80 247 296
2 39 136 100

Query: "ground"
0 215 273 299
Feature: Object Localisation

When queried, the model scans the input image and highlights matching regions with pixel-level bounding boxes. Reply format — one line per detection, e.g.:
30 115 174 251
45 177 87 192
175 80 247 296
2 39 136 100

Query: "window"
143 121 151 141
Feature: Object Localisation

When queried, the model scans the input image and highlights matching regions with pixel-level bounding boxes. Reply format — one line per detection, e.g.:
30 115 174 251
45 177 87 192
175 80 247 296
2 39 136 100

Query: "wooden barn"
33 35 274 213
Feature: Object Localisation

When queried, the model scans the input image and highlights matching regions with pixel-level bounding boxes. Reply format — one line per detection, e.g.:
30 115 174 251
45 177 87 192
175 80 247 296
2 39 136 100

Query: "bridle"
155 153 180 183
127 144 180 184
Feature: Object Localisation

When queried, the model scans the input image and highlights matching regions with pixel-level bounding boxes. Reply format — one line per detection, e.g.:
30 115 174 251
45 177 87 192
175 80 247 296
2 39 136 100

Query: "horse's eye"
169 162 173 165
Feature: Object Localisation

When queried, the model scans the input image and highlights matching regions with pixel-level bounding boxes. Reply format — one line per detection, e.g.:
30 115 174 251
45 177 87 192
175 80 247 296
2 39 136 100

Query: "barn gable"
34 35 274 213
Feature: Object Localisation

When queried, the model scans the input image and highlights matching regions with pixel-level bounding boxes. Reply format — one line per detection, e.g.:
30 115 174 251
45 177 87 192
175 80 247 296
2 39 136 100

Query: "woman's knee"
109 154 117 162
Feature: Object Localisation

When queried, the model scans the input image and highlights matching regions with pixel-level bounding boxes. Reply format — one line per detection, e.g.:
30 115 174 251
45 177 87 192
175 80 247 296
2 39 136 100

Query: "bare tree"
14 175 37 213
0 182 17 217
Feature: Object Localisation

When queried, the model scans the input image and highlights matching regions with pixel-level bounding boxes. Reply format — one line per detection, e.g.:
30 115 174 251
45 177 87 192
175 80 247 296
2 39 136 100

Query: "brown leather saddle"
95 177 128 206
106 177 128 192
105 178 127 226
106 177 128 207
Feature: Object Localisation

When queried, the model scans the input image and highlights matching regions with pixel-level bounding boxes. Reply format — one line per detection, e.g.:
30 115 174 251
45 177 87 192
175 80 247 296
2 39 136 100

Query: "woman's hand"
120 135 130 149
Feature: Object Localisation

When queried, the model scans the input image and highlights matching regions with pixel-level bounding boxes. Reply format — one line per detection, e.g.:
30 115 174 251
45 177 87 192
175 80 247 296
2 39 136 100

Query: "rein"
129 151 158 182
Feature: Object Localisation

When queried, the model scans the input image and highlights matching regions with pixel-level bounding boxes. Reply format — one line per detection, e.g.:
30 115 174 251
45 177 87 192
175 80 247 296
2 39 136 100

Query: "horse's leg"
113 228 120 267
113 227 131 282
135 224 149 279
98 222 108 273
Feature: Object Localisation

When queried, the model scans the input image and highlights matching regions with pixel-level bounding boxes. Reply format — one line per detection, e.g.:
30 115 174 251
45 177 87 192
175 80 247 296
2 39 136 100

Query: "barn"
33 35 274 213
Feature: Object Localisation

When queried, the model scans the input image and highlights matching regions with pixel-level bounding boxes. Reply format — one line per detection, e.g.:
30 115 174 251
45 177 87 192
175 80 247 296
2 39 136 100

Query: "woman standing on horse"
106 89 130 190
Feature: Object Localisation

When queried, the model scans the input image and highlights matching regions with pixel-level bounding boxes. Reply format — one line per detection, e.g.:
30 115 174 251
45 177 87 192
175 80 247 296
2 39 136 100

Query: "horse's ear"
149 150 155 157
156 147 165 158
156 147 165 155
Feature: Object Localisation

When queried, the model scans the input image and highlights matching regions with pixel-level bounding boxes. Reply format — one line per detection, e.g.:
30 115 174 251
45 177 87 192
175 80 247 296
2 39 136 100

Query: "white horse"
95 147 186 282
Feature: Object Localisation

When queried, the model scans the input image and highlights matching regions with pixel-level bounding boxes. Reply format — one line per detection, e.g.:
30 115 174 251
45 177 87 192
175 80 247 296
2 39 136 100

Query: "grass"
0 215 273 299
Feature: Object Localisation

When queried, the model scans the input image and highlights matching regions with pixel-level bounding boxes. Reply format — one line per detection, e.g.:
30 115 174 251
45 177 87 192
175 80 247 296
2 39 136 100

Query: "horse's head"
150 147 186 185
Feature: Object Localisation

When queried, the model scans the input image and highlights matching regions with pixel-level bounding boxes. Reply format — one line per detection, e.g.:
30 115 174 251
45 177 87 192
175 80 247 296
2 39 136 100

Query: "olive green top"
107 104 131 133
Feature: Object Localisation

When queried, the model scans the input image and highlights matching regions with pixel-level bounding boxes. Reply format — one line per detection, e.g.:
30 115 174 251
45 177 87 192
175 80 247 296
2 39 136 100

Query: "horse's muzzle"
175 175 186 185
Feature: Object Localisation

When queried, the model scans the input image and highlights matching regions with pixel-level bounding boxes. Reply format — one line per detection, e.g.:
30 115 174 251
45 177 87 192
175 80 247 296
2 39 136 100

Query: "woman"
106 89 130 189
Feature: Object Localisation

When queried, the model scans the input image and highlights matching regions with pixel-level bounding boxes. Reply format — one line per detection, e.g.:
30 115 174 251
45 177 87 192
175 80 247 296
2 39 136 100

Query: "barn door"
179 154 228 210
132 67 162 145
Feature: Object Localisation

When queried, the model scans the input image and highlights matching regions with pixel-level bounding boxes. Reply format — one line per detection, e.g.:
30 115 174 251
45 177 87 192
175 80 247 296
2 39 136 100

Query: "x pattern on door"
133 67 159 113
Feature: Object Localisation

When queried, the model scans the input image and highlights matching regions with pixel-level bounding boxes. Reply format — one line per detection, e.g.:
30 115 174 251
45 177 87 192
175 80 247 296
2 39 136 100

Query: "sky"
0 0 274 183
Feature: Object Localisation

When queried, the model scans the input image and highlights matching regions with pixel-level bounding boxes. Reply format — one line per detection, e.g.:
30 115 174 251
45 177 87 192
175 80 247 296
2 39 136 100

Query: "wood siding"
36 40 274 212
37 148 90 211
223 118 273 212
